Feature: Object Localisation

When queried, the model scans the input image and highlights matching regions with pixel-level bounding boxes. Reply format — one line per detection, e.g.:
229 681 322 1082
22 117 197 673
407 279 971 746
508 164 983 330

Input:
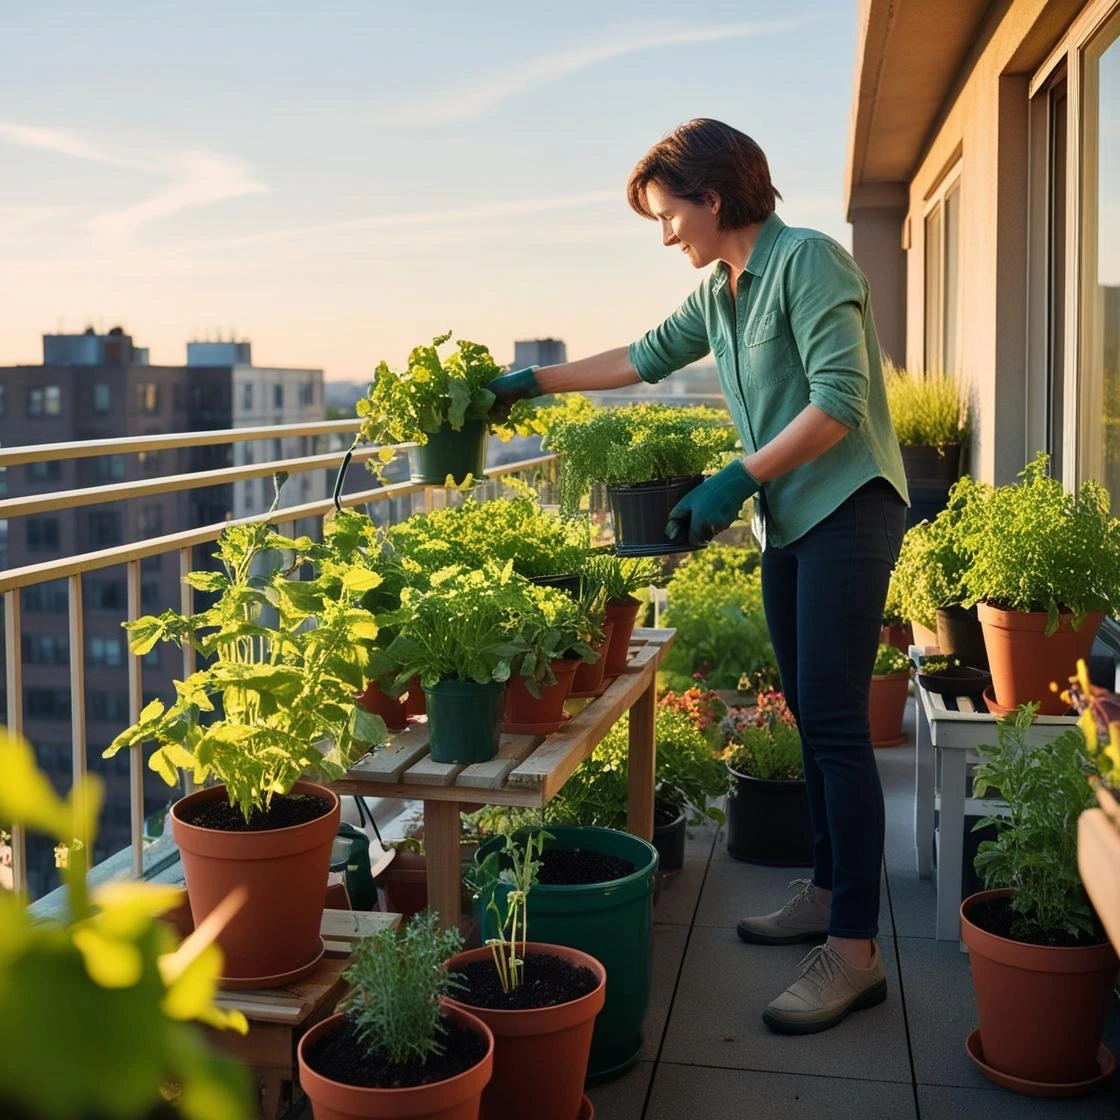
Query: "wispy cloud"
388 17 814 126
0 120 151 171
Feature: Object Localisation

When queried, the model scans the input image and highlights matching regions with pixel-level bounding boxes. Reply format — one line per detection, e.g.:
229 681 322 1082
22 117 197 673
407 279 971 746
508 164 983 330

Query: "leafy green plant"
972 706 1102 942
465 830 551 993
872 643 912 675
720 690 803 781
340 910 466 1065
921 655 963 673
0 733 252 1120
884 362 970 446
105 518 388 820
660 543 773 691
579 550 661 604
544 402 738 517
513 582 601 696
958 452 1120 632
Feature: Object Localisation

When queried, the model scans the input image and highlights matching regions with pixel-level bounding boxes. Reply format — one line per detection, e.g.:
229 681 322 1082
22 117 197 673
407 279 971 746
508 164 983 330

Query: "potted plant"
959 453 1120 714
883 362 970 528
580 551 660 676
720 689 812 866
0 732 254 1120
298 910 494 1119
544 402 738 554
915 654 991 699
880 574 914 653
961 706 1117 1094
104 519 388 987
449 831 605 1120
659 543 774 693
869 642 912 748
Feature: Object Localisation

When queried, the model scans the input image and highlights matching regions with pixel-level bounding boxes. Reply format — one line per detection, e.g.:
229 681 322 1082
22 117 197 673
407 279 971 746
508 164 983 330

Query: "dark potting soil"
536 846 636 885
968 895 1107 949
304 1015 488 1090
454 950 598 1010
180 792 331 832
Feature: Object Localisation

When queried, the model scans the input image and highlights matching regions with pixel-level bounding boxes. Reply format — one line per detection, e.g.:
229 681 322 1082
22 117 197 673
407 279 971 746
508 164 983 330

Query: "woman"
488 118 908 1035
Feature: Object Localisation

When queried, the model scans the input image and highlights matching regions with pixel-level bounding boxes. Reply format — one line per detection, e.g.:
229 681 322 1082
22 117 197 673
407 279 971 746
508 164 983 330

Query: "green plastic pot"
424 678 505 763
408 419 489 485
473 824 659 1083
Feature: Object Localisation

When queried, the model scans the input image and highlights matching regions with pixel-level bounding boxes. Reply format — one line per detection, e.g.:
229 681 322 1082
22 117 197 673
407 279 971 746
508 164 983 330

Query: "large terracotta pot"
869 672 910 748
445 943 606 1120
171 780 339 987
603 597 642 676
960 889 1117 1087
356 680 408 731
298 1003 494 1120
911 619 938 649
977 604 1103 715
569 620 616 699
379 848 429 920
501 658 580 735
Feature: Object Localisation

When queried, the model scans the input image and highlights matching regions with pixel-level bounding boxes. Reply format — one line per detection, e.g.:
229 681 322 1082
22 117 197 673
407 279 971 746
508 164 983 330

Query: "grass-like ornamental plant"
884 362 970 447
958 452 1120 633
340 911 467 1065
544 402 738 517
872 643 912 675
579 550 661 603
972 706 1102 942
720 690 803 781
105 517 388 820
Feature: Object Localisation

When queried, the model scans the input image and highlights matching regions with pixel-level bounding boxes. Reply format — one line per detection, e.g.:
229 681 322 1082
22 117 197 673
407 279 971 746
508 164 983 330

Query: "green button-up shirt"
628 213 909 548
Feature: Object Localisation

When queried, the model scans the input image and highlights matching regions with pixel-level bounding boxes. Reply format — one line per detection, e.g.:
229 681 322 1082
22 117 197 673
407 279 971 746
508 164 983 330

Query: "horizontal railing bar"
0 418 367 467
0 452 560 592
0 446 382 519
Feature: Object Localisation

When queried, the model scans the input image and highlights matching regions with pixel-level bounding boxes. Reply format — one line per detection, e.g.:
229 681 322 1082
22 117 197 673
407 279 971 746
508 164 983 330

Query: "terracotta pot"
869 672 910 748
977 604 1103 715
502 657 580 735
171 780 339 987
603 597 642 676
911 619 938 649
379 848 429 920
445 943 606 1120
960 889 1118 1087
356 680 408 731
879 622 913 654
298 1002 494 1120
569 620 616 699
404 674 427 717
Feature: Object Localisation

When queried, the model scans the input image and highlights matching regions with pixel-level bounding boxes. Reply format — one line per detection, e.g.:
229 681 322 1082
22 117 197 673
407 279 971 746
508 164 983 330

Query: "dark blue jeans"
760 478 906 939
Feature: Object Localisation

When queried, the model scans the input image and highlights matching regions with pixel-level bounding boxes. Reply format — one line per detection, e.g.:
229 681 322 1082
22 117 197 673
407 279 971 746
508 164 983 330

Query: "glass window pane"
925 204 943 371
943 183 960 374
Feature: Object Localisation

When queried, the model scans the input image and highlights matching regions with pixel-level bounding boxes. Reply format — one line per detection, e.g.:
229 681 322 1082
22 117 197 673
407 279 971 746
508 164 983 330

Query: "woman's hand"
666 460 761 545
484 367 543 422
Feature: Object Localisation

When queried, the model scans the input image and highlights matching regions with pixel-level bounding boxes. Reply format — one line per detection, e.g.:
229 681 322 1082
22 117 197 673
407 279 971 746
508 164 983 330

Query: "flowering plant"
1063 659 1120 780
657 687 727 746
872 643 912 676
720 689 802 781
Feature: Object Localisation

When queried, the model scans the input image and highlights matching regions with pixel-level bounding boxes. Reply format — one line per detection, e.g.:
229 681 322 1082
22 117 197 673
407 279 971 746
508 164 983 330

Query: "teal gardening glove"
666 460 761 546
485 366 543 421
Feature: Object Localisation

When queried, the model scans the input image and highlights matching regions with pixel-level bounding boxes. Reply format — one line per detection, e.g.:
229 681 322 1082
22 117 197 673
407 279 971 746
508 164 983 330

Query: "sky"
0 2 857 380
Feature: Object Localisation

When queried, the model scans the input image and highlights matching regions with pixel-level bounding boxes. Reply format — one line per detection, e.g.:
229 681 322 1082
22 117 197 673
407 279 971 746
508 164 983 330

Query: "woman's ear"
706 191 721 215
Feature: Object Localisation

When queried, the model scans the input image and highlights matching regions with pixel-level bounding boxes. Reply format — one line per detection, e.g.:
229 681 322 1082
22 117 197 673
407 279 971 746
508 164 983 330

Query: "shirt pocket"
742 309 797 387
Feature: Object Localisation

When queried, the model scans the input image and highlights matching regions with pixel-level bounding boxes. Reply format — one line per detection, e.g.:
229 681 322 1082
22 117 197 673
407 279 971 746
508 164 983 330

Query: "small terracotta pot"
977 604 1103 715
298 1002 494 1120
502 658 580 735
355 680 408 731
911 619 938 649
569 620 616 699
404 674 427 717
379 848 429 920
869 672 910 747
171 780 339 987
879 622 913 654
960 889 1118 1087
445 943 606 1120
603 597 642 676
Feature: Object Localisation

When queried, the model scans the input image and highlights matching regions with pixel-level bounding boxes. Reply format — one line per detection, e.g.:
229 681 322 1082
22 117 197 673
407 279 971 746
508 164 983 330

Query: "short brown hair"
627 119 781 229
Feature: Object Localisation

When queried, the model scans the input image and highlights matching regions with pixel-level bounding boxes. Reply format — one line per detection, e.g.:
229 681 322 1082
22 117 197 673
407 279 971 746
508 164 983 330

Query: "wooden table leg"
627 673 656 840
424 799 462 929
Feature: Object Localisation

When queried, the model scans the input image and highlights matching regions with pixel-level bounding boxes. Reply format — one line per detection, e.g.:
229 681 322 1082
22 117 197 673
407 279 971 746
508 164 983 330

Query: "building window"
87 635 124 667
93 455 126 481
27 459 62 482
0 384 6 415
924 171 961 373
23 579 68 612
22 634 69 665
243 382 253 410
300 382 316 407
137 505 163 538
93 383 111 413
88 579 125 610
26 688 71 720
273 383 284 409
28 385 61 416
136 383 160 414
87 510 122 548
88 691 128 722
26 517 60 552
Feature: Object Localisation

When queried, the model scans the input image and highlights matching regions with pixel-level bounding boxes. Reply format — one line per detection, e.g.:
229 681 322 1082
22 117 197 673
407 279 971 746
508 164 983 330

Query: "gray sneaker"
762 942 887 1034
736 878 830 945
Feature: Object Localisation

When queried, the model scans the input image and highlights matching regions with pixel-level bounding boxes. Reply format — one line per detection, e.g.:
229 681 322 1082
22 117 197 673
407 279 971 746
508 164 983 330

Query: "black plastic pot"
652 802 687 872
407 419 489 485
607 475 705 556
725 766 813 866
935 604 989 670
916 664 992 698
423 678 505 763
900 443 962 530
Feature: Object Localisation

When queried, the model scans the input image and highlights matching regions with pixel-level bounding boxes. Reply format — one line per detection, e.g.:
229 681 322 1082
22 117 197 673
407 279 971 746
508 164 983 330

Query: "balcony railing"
0 418 561 896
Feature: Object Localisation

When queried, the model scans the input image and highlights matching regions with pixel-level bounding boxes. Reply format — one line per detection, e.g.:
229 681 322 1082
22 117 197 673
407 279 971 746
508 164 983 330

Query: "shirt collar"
713 212 786 289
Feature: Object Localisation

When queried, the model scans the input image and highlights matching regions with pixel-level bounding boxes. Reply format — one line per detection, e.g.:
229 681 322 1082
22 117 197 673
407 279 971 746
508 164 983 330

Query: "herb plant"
544 402 737 517
579 550 661 604
921 656 963 673
883 362 970 446
872 643 912 675
514 582 601 696
105 520 388 820
720 690 803 781
972 706 1102 942
340 910 466 1065
958 452 1120 632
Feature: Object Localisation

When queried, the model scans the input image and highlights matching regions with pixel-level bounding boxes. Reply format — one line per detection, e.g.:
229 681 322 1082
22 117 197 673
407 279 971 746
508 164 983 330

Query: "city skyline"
0 2 855 381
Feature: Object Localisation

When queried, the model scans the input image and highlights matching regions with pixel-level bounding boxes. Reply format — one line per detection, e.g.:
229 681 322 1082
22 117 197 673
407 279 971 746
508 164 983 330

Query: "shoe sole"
761 977 888 1035
736 925 828 946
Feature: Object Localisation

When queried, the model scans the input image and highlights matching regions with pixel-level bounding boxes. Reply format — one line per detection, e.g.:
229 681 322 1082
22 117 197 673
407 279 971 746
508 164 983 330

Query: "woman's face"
644 180 721 270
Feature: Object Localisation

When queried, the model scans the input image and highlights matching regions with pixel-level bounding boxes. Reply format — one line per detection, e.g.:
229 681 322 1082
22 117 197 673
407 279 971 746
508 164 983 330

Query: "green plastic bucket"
408 420 489 485
424 678 505 763
473 825 659 1083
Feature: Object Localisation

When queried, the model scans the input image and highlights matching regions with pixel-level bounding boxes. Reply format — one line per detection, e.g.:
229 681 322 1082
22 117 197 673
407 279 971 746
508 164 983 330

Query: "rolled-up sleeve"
628 284 711 384
786 238 870 429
